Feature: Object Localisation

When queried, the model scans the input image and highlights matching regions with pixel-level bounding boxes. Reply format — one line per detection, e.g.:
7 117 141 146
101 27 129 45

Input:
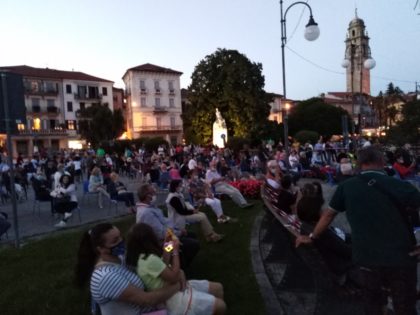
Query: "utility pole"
1 72 20 248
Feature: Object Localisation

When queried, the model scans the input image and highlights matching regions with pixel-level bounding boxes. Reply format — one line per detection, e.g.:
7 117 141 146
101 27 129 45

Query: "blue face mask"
110 240 126 257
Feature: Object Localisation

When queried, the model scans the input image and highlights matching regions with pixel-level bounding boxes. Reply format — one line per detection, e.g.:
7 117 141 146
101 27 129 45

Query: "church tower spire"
342 14 375 95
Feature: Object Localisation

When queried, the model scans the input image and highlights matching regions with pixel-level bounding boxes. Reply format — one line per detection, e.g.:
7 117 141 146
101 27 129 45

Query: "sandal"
217 216 231 224
206 233 224 243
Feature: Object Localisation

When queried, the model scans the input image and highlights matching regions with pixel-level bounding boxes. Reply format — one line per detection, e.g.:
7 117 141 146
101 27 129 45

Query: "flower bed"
228 179 262 199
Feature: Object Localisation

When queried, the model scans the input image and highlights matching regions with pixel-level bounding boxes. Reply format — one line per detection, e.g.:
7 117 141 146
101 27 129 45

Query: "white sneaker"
54 221 67 228
64 212 73 220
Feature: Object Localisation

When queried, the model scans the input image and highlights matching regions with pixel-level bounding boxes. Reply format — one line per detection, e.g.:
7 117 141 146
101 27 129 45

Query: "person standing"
296 146 420 315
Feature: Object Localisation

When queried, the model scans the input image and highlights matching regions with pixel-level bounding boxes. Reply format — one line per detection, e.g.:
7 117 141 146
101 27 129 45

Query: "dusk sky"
1 0 419 100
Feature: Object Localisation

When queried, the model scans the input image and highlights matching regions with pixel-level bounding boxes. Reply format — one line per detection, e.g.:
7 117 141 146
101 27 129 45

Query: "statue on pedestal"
213 108 227 148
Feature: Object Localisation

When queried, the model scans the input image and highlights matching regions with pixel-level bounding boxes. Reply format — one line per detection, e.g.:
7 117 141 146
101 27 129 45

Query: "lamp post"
280 0 320 99
282 102 290 153
280 0 320 153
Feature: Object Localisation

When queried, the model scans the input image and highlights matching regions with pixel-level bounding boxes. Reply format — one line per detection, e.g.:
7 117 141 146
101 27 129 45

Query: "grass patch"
0 201 265 315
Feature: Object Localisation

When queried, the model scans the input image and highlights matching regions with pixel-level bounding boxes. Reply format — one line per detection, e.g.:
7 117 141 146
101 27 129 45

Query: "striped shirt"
91 263 152 315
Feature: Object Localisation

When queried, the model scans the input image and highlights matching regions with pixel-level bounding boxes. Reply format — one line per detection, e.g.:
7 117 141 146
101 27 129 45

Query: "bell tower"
342 10 375 95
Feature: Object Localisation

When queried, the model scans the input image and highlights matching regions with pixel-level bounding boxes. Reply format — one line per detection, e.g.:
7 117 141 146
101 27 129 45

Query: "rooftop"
0 65 113 83
125 63 183 76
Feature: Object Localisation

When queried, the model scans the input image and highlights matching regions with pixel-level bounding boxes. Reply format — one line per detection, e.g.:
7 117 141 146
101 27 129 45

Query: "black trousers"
116 192 135 207
359 262 417 315
179 232 200 270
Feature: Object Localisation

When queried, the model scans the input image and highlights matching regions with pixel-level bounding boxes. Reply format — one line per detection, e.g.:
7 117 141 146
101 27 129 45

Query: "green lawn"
0 200 266 315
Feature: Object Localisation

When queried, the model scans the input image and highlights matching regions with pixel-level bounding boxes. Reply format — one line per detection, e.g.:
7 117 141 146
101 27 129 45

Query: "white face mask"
151 195 157 204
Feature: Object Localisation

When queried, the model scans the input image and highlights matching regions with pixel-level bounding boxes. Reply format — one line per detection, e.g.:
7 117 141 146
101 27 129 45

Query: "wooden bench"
260 182 337 314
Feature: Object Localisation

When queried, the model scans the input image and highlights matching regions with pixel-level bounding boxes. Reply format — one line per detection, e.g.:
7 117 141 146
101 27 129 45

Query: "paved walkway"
0 176 168 244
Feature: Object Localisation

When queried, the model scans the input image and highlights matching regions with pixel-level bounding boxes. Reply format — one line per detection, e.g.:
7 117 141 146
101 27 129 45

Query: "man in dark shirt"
296 146 420 315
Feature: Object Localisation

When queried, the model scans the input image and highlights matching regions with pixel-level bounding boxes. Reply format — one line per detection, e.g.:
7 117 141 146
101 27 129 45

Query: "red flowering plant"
228 179 262 199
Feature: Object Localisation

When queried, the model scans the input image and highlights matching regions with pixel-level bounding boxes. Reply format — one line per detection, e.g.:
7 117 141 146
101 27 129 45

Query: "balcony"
25 88 59 96
153 106 168 114
138 125 182 132
155 89 161 95
74 93 102 100
169 89 175 95
31 105 41 113
47 106 60 114
16 128 68 136
140 88 147 94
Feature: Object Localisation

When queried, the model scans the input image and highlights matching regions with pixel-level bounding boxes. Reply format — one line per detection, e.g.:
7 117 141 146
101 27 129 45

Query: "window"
141 97 146 107
168 81 174 91
49 120 56 129
155 98 161 107
169 98 175 108
80 102 86 111
33 118 41 130
140 80 146 90
45 82 55 92
31 81 39 92
102 87 108 96
32 98 40 106
154 80 160 90
17 123 25 131
170 116 176 128
67 120 75 130
156 117 162 128
77 86 87 98
67 102 73 112
66 84 72 94
47 99 55 107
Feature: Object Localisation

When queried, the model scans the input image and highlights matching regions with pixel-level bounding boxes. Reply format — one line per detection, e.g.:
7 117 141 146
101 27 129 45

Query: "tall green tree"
183 48 271 144
387 99 420 144
288 98 350 137
77 104 125 148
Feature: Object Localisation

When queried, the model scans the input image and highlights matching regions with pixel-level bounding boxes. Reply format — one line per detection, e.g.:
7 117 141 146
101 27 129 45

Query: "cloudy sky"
1 0 419 100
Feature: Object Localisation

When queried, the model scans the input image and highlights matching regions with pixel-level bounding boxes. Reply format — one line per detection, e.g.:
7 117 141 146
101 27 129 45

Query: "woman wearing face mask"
75 223 180 315
166 180 224 242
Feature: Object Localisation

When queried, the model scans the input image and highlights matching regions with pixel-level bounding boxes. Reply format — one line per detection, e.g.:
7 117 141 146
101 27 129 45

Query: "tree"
287 98 350 138
77 104 125 148
372 84 404 127
184 48 271 144
387 99 420 144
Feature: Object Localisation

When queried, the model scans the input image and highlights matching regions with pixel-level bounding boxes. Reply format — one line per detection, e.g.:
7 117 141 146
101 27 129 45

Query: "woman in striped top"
75 223 179 315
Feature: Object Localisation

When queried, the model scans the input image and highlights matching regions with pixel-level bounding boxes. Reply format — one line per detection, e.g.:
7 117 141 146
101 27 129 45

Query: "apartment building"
122 63 183 145
0 65 113 156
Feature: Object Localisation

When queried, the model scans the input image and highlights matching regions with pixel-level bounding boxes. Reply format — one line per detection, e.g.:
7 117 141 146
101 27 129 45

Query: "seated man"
136 183 200 269
107 172 136 213
205 160 253 208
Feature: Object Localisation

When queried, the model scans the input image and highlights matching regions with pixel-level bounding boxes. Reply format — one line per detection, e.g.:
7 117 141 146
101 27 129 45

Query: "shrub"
293 130 319 144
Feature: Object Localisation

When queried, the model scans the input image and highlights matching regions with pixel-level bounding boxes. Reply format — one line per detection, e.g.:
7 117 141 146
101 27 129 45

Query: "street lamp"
280 0 320 99
282 102 290 153
280 0 320 153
